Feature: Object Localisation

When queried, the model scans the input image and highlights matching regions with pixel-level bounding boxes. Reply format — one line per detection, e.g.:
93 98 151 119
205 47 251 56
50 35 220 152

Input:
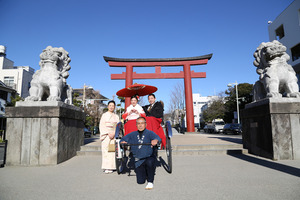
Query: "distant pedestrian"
120 116 161 190
99 100 119 174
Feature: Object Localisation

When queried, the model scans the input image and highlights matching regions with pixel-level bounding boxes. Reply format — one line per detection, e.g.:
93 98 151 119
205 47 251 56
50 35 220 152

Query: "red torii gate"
104 54 212 132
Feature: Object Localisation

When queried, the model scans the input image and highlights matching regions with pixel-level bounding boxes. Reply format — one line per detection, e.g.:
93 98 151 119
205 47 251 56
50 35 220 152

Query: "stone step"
76 149 246 156
80 145 101 151
168 149 247 156
79 143 242 152
172 144 242 150
76 144 245 156
77 151 102 156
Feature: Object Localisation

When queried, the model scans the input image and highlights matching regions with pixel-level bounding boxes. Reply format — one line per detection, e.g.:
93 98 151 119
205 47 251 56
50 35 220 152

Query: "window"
275 25 284 40
4 76 14 87
291 43 300 61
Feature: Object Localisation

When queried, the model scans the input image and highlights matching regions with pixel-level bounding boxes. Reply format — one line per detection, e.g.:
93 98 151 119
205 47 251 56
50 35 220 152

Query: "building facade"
73 86 110 128
268 0 300 86
0 45 34 98
73 87 109 107
192 94 219 127
0 80 16 136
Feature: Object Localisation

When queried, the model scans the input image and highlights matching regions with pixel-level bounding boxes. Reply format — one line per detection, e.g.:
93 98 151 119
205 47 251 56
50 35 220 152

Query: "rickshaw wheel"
165 136 172 173
115 143 125 175
164 121 173 173
115 122 125 174
115 157 125 175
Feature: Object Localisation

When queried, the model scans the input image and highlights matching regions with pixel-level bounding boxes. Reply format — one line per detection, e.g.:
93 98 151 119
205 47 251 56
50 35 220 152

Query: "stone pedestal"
241 98 300 160
5 101 85 166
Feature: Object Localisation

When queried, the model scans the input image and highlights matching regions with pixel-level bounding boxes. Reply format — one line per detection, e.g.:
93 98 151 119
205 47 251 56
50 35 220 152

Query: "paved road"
0 153 300 200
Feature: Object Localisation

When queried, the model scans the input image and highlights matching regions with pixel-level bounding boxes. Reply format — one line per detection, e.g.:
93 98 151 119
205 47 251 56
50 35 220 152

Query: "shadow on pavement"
117 154 171 176
208 136 242 144
117 155 136 176
158 156 172 174
84 136 99 145
229 153 300 178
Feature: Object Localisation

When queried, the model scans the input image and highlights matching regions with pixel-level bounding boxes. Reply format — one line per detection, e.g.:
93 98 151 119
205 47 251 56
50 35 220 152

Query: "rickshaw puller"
120 116 161 190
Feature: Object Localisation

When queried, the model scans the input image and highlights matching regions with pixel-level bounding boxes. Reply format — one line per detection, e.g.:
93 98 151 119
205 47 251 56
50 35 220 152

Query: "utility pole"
235 81 240 124
227 81 240 124
83 83 86 111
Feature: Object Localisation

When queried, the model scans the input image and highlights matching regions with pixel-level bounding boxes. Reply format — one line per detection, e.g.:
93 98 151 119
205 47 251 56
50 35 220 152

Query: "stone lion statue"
25 46 73 104
253 40 300 101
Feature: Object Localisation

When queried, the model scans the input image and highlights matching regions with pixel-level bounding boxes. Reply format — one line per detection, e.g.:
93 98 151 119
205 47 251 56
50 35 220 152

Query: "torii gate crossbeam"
104 54 213 132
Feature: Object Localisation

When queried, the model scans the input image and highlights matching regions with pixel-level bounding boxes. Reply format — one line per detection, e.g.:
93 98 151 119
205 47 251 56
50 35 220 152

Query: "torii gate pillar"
104 54 213 132
125 65 133 106
183 64 194 132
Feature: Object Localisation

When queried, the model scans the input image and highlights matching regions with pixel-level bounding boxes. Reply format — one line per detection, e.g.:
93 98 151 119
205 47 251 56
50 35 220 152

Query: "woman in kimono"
122 95 146 135
99 100 119 174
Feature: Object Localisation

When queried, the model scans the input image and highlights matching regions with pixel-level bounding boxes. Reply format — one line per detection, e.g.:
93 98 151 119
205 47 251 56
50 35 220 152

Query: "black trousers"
135 156 156 184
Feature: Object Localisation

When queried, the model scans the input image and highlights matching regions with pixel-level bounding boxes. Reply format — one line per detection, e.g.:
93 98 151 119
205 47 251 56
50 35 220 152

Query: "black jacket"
143 101 164 119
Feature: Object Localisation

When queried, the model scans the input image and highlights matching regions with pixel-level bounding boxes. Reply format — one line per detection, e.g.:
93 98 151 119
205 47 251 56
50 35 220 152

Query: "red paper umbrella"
116 83 158 97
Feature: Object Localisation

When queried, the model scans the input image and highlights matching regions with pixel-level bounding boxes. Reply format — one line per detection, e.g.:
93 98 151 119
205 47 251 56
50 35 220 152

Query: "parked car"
203 124 215 133
203 125 208 133
93 126 99 135
212 119 225 133
84 128 92 138
194 123 200 132
223 123 242 135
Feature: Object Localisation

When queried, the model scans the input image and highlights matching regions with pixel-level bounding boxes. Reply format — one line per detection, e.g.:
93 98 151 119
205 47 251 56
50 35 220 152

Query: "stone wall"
241 98 300 160
5 102 85 166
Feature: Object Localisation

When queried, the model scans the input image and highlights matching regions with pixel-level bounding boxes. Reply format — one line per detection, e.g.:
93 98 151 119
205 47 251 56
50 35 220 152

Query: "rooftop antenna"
0 45 6 57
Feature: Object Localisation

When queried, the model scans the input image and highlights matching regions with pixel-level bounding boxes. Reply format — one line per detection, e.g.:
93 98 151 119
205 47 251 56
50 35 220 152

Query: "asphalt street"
0 153 300 200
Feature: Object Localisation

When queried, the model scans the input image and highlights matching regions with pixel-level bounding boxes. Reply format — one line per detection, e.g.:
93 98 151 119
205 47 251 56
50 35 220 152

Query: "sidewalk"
0 133 300 200
0 154 299 200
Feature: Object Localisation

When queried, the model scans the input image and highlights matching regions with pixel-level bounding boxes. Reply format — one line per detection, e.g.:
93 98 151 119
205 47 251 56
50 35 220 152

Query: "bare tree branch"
168 82 186 125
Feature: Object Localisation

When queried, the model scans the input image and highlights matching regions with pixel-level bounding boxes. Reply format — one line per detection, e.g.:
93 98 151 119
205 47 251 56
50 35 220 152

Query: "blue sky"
0 0 294 111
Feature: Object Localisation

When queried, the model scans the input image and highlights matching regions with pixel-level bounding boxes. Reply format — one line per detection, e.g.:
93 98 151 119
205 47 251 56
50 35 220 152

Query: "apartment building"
0 45 34 98
268 0 300 86
192 93 219 127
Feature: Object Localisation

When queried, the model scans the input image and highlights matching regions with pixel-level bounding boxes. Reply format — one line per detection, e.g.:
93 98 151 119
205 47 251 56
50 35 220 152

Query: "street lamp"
227 81 240 124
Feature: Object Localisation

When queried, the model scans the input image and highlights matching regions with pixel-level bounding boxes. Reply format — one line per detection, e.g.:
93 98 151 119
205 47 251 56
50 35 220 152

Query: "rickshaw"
114 83 173 174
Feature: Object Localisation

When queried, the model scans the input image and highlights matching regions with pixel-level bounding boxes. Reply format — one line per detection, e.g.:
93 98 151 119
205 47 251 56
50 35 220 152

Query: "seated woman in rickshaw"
142 93 166 148
122 95 146 135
